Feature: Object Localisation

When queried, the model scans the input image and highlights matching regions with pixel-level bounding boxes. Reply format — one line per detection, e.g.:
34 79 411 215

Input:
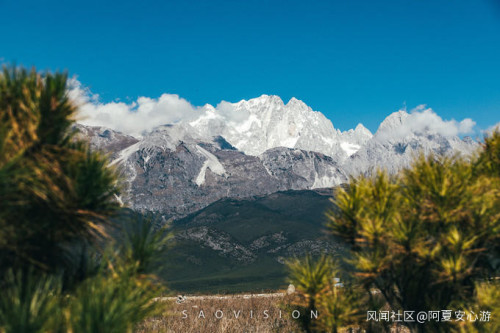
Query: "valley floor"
136 293 413 333
136 293 301 333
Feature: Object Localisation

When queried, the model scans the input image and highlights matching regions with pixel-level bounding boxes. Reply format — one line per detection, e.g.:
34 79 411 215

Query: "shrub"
0 66 170 333
0 66 120 276
290 131 500 332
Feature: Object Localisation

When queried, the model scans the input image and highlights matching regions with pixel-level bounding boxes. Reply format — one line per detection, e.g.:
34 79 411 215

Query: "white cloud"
485 122 500 135
458 118 476 134
68 78 255 137
68 78 203 136
377 106 476 142
215 100 250 123
408 107 475 136
68 78 481 141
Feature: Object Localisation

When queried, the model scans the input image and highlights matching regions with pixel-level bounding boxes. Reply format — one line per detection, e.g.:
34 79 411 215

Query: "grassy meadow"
136 293 301 333
136 292 414 333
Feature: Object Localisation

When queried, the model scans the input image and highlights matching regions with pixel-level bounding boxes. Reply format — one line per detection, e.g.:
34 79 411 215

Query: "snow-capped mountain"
76 95 479 219
74 96 484 290
345 110 478 175
78 122 348 218
190 95 372 160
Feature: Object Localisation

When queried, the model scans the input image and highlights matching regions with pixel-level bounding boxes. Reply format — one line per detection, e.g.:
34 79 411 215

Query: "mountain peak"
246 94 284 106
377 110 409 133
286 97 309 110
354 123 372 136
202 103 216 112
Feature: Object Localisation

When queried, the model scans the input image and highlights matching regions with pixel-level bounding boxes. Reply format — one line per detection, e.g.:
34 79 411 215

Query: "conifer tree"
290 131 500 332
0 66 169 333
0 66 120 275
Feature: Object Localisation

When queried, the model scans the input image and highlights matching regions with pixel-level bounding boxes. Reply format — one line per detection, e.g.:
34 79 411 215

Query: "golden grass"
135 293 303 333
136 292 414 333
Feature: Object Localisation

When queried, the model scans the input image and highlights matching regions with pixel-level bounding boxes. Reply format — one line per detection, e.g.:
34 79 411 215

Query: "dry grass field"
135 292 304 333
136 292 414 333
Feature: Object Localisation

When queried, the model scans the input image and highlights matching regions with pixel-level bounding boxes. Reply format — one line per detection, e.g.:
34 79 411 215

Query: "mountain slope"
77 99 478 218
75 98 481 293
79 123 347 218
162 189 343 292
345 110 478 175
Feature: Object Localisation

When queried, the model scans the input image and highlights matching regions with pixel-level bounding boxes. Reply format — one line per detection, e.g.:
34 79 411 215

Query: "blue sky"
1 0 499 132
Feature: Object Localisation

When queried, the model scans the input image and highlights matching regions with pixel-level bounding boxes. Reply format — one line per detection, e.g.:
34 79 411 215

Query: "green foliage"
290 132 500 332
65 259 163 333
287 255 369 332
61 217 170 332
0 218 171 333
0 66 171 333
287 254 334 301
448 281 500 333
287 254 334 332
60 216 170 333
475 130 500 177
315 282 372 333
119 213 173 275
0 270 63 333
0 66 120 275
468 281 500 332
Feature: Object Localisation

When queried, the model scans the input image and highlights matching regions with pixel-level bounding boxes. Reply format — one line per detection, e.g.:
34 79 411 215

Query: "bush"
0 66 120 276
290 131 500 332
65 255 163 333
0 270 63 333
0 66 170 333
287 255 369 332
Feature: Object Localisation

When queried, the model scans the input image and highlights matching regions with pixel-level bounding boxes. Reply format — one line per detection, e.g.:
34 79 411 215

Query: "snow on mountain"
79 121 347 218
345 109 478 175
339 124 373 157
77 97 478 181
195 145 226 186
76 96 480 217
73 124 139 159
190 95 372 160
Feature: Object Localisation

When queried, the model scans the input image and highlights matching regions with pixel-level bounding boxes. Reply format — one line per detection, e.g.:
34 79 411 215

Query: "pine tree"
0 66 170 333
0 66 120 275
290 131 500 332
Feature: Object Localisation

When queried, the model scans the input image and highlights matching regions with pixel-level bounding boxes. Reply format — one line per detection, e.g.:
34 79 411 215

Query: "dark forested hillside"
159 188 345 293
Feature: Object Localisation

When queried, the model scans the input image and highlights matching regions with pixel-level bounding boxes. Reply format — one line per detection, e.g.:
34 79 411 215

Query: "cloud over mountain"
375 106 476 143
69 79 478 145
68 78 203 136
485 122 500 135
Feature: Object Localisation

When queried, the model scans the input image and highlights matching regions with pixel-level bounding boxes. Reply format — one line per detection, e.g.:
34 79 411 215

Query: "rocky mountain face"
190 95 372 161
162 189 343 292
80 122 347 218
77 95 478 220
74 124 138 160
345 111 479 175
